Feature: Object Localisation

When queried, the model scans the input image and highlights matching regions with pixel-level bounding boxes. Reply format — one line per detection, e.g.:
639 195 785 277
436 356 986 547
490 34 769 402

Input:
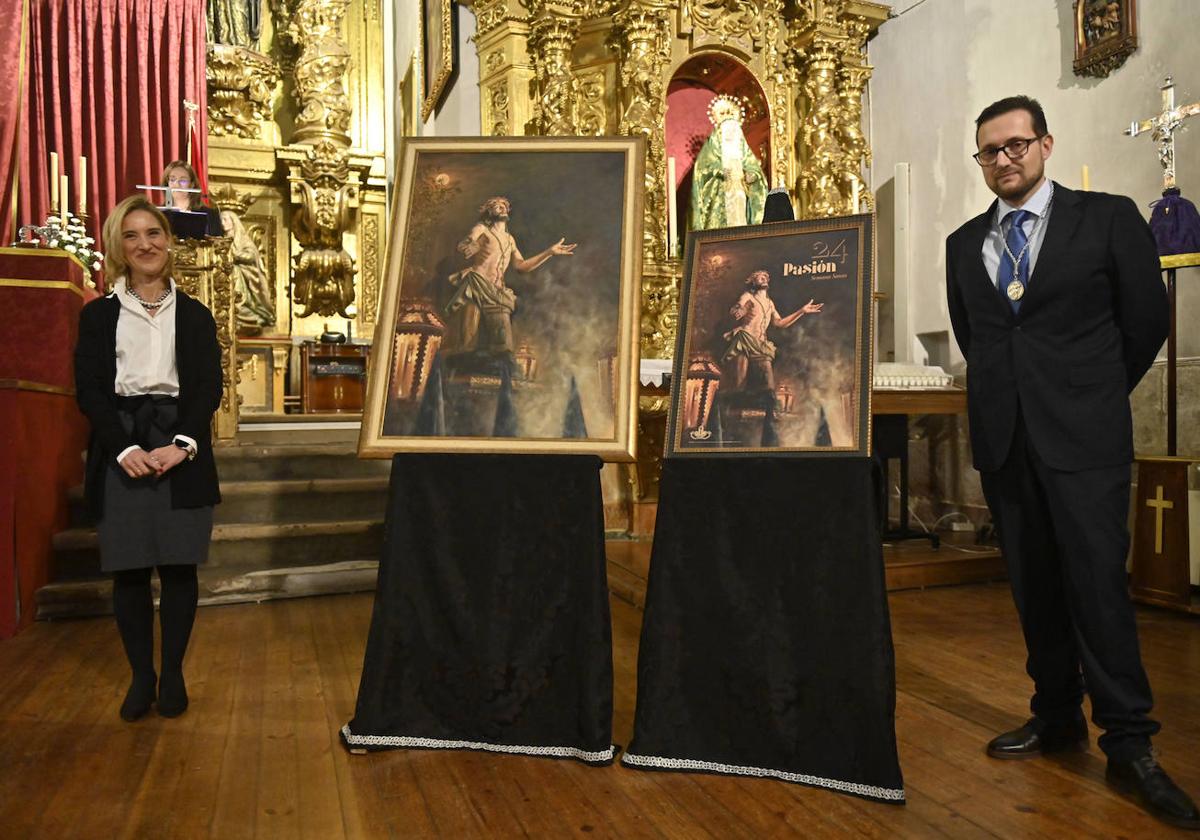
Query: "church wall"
867 0 1200 527
394 0 482 140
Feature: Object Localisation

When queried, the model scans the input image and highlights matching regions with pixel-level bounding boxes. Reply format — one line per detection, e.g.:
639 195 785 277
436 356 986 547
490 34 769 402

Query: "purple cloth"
1149 188 1200 256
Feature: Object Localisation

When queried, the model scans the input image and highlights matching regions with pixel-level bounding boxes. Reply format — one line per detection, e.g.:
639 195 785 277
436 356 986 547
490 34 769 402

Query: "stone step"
213 443 392 482
36 559 381 620
51 519 385 581
66 476 391 528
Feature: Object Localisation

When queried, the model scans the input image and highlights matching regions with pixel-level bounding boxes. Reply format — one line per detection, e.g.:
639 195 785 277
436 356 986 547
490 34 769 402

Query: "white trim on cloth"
620 752 906 802
340 725 615 764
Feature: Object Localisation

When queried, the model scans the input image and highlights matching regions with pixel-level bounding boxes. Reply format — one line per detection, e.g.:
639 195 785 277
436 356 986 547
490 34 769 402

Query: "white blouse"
111 278 196 464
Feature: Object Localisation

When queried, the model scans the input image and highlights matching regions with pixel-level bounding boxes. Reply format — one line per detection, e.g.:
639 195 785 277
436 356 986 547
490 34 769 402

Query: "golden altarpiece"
202 0 388 425
461 0 888 521
195 0 887 528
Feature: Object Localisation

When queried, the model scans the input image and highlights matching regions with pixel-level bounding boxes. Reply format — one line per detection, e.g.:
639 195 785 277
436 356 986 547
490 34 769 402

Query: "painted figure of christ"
721 269 822 392
445 196 577 355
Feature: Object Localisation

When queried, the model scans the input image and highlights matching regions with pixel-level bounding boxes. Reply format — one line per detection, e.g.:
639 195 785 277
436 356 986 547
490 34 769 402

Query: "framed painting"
1072 0 1137 79
419 0 456 121
666 215 874 457
359 136 644 460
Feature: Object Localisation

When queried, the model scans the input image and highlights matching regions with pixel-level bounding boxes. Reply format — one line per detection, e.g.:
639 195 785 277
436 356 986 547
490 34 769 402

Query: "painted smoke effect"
686 228 864 448
387 150 629 440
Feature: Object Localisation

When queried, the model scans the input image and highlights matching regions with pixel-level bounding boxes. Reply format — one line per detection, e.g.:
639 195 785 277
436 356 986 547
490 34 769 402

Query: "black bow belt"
115 394 179 450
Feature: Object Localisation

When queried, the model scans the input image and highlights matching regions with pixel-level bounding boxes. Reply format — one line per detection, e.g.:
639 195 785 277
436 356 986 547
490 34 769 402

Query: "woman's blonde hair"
102 195 175 287
160 160 205 211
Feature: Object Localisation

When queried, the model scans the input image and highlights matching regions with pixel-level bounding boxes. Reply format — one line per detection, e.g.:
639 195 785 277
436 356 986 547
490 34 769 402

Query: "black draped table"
341 454 615 765
622 457 905 803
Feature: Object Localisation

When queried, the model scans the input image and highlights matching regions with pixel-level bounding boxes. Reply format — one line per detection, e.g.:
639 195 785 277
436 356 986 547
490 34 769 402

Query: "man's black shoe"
1107 752 1200 830
986 718 1088 759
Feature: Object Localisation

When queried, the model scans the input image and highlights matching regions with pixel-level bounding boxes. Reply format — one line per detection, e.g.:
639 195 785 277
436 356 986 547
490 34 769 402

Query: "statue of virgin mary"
689 95 767 230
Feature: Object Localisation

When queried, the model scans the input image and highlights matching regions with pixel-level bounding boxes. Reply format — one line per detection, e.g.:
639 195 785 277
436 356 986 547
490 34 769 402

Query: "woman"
160 161 275 330
159 160 224 236
75 195 223 721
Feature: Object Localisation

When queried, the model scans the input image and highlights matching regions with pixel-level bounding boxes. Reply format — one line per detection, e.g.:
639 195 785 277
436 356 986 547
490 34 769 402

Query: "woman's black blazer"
74 289 223 517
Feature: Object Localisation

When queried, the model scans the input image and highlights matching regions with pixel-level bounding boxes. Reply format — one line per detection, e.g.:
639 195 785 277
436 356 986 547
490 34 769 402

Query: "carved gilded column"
836 16 872 213
837 62 872 212
762 0 795 191
287 0 352 146
173 238 240 439
614 3 673 356
472 0 535 137
276 0 364 319
526 9 582 135
794 34 845 219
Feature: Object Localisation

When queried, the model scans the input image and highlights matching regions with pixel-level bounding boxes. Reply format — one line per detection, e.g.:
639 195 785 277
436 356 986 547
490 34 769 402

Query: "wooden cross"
1145 484 1175 555
1124 76 1200 190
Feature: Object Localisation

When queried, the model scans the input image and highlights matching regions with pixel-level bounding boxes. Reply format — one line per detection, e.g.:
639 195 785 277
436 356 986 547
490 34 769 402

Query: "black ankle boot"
120 672 157 722
157 670 188 718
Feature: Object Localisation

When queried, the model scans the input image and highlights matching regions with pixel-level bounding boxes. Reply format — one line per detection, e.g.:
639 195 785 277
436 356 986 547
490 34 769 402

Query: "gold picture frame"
666 215 875 457
359 136 645 460
1073 0 1138 79
419 0 455 122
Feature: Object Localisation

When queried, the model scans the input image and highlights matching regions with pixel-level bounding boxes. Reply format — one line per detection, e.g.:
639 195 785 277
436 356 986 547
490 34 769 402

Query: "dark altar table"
342 454 615 765
622 457 905 803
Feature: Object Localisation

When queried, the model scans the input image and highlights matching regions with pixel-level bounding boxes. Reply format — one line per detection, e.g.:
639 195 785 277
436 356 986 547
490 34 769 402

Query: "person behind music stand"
159 161 223 238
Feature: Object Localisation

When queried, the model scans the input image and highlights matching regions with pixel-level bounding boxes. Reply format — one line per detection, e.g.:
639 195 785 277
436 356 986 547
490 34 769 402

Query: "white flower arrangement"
13 213 104 272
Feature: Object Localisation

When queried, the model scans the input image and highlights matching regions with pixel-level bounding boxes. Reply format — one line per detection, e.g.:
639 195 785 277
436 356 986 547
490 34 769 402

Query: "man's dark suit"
946 183 1168 761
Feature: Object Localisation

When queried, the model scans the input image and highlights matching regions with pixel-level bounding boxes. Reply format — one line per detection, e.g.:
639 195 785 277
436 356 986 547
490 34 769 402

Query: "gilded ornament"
576 69 608 135
206 44 281 140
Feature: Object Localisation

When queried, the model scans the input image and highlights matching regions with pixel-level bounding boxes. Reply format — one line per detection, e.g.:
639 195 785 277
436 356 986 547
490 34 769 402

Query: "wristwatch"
174 439 197 461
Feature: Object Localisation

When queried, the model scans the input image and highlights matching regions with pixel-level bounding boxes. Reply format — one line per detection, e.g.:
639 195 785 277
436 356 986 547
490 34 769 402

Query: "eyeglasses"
169 177 191 187
973 136 1044 167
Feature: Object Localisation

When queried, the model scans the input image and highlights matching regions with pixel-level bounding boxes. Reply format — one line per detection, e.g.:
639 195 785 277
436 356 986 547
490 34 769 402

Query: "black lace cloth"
622 457 906 803
341 454 615 765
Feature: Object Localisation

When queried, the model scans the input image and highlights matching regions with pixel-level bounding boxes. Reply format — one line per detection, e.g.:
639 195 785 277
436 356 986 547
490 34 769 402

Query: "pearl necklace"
127 284 172 311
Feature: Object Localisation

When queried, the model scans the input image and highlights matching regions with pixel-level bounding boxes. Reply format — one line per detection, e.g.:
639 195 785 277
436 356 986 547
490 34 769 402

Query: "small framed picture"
1073 0 1138 78
420 0 456 121
359 136 645 460
667 215 875 457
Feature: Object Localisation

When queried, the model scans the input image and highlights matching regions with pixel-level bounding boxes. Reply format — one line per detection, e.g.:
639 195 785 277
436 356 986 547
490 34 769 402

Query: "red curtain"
16 0 208 284
0 1 31 243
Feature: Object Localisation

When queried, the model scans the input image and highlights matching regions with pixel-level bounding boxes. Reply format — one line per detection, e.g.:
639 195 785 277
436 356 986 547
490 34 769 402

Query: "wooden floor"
2 584 1198 838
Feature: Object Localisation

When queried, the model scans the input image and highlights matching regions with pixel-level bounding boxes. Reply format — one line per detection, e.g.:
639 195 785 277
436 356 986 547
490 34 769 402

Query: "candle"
50 152 58 211
61 175 69 224
851 178 861 213
666 156 678 257
1081 164 1090 191
78 156 87 215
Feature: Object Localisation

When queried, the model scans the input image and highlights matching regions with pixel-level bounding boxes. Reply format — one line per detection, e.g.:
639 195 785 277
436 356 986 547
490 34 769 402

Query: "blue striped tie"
1004 209 1031 314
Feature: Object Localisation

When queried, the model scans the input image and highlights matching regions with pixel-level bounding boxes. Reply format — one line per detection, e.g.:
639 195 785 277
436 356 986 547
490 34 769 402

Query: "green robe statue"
689 118 767 231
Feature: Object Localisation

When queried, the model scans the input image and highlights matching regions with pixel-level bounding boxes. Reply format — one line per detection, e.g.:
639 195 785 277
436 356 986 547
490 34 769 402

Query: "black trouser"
980 415 1158 762
112 565 199 680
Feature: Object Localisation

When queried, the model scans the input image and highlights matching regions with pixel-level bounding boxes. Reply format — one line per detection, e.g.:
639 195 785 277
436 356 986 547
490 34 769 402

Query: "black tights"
111 565 199 679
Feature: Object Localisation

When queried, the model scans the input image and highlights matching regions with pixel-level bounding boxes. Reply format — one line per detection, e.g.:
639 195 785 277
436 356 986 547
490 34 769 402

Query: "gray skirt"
96 402 214 573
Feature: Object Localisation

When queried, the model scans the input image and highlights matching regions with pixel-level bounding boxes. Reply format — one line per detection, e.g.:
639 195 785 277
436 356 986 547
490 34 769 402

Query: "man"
446 196 575 354
721 269 822 392
946 95 1198 830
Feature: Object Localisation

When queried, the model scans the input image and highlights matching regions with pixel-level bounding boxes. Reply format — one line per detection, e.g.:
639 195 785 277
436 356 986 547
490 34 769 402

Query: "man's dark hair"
975 96 1048 141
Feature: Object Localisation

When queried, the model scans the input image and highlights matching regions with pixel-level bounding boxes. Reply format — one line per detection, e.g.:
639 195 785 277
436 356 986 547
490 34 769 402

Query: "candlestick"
50 152 58 211
78 156 87 215
1081 164 1090 191
60 175 68 224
